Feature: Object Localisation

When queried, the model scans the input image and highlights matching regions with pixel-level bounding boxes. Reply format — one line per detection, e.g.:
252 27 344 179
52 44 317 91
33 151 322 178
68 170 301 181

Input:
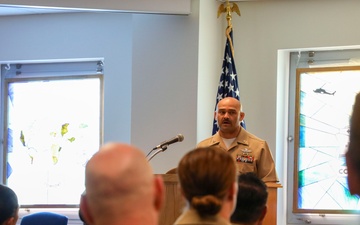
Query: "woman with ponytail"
174 147 238 225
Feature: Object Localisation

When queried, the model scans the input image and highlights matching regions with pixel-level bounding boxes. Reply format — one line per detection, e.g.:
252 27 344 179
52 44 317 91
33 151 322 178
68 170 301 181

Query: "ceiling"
0 1 251 17
0 5 82 16
0 2 191 16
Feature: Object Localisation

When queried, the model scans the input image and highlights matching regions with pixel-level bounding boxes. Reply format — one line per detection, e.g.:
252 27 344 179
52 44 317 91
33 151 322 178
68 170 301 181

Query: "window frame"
293 66 360 214
286 49 360 224
0 59 104 210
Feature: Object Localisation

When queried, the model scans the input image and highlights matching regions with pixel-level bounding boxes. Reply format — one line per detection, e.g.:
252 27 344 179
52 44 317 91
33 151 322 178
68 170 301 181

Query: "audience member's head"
80 142 164 225
346 92 360 196
0 184 19 225
177 146 238 220
230 172 268 225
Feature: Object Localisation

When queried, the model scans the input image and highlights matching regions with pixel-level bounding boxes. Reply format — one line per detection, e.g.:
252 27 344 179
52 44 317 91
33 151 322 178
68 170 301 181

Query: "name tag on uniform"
236 148 254 163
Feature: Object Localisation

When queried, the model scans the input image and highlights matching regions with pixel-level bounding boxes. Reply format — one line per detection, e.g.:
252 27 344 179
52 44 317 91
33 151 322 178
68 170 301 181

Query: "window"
294 66 360 213
287 49 360 224
1 60 103 208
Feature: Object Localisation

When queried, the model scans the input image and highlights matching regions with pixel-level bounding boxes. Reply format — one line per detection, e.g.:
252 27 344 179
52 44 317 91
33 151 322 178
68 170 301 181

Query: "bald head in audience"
80 142 164 225
346 93 360 196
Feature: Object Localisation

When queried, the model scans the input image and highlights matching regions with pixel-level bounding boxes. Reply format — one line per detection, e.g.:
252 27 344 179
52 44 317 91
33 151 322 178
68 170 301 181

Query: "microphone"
152 134 184 150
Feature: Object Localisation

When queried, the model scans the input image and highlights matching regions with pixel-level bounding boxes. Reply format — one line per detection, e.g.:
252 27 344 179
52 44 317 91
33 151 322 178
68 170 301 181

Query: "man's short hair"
0 184 19 224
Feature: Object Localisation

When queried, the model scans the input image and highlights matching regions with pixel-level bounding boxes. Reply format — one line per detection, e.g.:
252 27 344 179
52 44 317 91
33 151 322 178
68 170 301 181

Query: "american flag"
212 29 245 135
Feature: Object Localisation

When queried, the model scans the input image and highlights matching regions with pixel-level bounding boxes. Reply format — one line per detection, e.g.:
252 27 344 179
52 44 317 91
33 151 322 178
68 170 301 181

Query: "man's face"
216 98 244 133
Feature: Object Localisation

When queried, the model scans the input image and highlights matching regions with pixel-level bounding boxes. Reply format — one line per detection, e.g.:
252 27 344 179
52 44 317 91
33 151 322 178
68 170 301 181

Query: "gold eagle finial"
217 0 240 58
217 1 241 19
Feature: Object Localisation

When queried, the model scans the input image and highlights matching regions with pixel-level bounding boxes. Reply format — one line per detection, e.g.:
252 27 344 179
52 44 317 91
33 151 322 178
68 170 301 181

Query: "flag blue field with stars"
212 29 245 135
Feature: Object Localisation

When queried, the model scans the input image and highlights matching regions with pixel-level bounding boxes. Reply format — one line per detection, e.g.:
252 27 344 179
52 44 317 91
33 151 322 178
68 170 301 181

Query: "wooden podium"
158 174 281 225
157 174 184 225
263 182 282 225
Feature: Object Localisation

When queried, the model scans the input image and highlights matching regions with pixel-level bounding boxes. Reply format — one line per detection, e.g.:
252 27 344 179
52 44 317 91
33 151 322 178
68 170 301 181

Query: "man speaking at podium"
197 97 278 183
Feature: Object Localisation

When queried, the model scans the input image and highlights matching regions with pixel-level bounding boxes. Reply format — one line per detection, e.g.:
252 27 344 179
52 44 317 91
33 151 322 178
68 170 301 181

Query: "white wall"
131 0 200 173
197 0 225 141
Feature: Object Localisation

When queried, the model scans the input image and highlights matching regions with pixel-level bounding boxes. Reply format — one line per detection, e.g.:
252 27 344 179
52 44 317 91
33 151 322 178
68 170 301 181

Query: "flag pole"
217 0 240 57
212 0 245 134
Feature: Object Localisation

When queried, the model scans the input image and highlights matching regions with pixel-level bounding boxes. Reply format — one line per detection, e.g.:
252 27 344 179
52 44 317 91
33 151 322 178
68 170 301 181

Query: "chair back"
20 212 68 225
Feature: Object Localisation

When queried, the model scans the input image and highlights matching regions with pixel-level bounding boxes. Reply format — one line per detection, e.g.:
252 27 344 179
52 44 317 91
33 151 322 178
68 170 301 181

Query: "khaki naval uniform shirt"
174 208 232 225
197 128 278 182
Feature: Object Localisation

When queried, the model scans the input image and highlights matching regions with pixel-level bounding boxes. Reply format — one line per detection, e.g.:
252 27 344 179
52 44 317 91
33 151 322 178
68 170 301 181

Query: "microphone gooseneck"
152 134 184 150
146 134 185 161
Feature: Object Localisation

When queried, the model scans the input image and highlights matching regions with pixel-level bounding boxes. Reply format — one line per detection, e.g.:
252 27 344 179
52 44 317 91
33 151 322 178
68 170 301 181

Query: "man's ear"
153 175 165 212
240 112 245 122
79 193 93 225
228 181 238 201
259 205 268 223
6 207 19 225
4 217 16 225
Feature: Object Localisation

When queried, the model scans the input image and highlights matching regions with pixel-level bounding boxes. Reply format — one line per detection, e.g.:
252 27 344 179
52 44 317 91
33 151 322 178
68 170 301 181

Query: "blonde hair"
177 147 236 217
